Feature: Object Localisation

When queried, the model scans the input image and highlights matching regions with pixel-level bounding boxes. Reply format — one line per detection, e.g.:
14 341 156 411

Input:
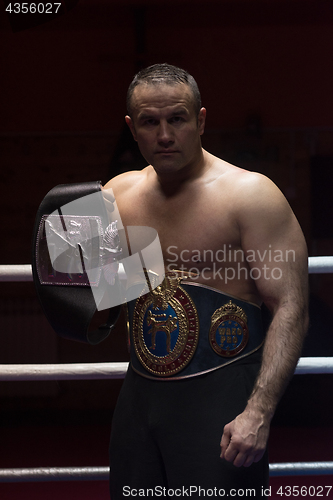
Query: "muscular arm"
220 173 309 467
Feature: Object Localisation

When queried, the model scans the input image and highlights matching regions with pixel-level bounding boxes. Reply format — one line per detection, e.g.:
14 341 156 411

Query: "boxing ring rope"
0 258 332 483
1 462 333 482
0 357 332 382
0 361 130 381
1 256 333 281
0 264 33 281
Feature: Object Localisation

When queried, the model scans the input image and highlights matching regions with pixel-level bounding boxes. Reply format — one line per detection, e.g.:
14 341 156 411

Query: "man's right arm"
220 172 309 468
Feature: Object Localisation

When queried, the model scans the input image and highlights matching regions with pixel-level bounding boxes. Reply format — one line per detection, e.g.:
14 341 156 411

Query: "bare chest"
117 187 242 273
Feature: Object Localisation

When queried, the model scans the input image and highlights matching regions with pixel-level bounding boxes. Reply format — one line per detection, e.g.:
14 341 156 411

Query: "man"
104 64 308 498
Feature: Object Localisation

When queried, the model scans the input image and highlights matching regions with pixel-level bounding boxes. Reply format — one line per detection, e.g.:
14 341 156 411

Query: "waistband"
126 274 265 381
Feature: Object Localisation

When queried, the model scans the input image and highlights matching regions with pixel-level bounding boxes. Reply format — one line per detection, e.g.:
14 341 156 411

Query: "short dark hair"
126 63 202 117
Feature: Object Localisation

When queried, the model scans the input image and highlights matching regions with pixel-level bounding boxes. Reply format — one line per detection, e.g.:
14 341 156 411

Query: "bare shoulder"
209 158 304 248
221 165 307 256
214 162 291 218
218 161 282 197
103 168 148 195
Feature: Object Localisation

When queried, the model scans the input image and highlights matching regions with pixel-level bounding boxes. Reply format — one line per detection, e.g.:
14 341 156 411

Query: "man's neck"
152 148 209 195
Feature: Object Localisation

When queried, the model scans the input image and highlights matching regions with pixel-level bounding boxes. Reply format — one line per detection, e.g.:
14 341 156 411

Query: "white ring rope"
308 256 333 274
0 264 33 281
0 462 332 482
1 256 333 282
0 357 331 381
269 462 333 477
295 357 333 375
0 362 129 381
0 466 109 482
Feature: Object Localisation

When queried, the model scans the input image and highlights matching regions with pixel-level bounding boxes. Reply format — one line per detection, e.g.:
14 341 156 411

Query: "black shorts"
109 349 269 499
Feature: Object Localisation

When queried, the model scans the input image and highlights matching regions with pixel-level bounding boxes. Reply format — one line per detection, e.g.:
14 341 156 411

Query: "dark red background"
1 2 333 498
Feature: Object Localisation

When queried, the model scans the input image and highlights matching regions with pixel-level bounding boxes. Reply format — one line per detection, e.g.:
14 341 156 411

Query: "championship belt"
32 181 121 344
127 272 265 380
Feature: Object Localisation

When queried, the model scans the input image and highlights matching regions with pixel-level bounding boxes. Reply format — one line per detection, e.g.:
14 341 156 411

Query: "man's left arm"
220 174 309 468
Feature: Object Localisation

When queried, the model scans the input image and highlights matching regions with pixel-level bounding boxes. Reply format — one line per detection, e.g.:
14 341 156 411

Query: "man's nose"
157 121 174 144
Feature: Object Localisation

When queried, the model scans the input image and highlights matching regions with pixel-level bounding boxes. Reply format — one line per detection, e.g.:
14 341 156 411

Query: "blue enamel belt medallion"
132 275 199 377
209 300 249 357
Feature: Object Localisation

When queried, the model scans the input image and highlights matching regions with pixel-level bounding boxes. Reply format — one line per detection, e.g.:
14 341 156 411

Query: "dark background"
0 0 333 482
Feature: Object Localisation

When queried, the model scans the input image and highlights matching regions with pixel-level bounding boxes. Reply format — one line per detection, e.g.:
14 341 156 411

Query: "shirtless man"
104 64 308 498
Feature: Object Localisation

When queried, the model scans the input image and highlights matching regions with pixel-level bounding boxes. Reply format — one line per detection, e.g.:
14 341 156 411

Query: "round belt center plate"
132 277 199 377
209 300 249 357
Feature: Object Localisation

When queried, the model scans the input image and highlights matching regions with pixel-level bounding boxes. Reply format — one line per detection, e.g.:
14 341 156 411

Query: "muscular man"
104 64 308 498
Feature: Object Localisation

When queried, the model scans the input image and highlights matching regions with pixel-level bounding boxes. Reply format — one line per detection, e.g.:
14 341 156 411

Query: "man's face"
126 83 206 176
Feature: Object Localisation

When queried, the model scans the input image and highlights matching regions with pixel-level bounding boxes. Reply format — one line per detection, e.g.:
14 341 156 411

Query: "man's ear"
198 107 206 136
125 116 137 141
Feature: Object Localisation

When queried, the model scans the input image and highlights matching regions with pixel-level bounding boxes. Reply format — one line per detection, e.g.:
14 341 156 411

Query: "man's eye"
171 116 184 124
144 119 157 126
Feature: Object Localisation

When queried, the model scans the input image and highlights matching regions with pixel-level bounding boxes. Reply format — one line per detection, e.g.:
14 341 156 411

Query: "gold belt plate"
132 276 199 377
209 300 249 357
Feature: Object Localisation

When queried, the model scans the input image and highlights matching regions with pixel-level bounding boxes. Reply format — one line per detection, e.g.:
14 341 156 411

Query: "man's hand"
220 408 270 468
